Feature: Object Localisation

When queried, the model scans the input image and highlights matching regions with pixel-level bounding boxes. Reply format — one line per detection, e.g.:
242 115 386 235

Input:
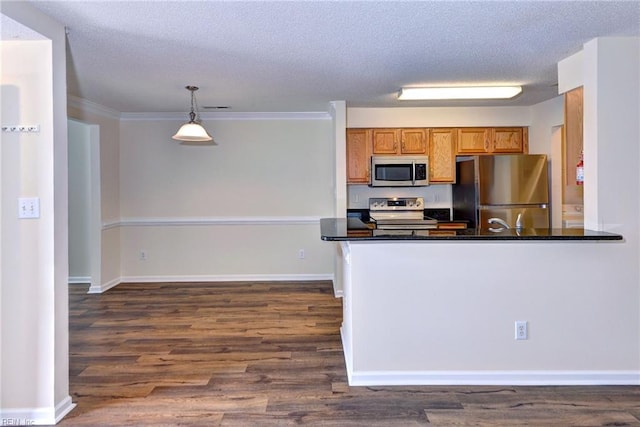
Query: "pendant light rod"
186 85 198 122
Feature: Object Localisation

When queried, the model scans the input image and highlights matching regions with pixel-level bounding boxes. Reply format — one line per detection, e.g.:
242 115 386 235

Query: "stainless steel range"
369 197 437 231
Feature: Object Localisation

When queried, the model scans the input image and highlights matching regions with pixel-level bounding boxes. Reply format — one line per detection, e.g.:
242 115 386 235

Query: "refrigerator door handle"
487 217 510 233
515 213 523 230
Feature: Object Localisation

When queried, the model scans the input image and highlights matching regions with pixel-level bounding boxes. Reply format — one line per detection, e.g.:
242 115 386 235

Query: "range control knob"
415 199 422 207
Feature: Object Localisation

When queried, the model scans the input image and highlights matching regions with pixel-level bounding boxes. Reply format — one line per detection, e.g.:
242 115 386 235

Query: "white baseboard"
0 395 76 425
119 274 334 283
54 397 76 424
88 277 119 294
68 276 90 284
340 326 353 385
347 370 640 386
86 274 334 293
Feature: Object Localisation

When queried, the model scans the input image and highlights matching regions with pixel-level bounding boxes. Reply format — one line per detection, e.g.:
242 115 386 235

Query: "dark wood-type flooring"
57 281 640 426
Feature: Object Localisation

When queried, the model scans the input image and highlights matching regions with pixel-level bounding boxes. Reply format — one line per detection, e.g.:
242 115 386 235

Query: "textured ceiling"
8 1 640 113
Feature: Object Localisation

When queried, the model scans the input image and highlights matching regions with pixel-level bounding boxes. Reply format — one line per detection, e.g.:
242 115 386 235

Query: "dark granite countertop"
320 218 623 241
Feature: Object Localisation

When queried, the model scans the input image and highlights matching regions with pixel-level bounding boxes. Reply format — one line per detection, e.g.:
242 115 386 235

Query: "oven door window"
375 164 413 181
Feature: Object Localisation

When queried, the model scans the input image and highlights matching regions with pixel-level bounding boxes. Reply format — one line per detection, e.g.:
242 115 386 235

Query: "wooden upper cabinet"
493 128 527 153
372 128 428 154
400 128 428 154
346 126 528 185
456 127 528 154
429 129 456 183
457 128 490 154
372 129 399 154
346 129 372 184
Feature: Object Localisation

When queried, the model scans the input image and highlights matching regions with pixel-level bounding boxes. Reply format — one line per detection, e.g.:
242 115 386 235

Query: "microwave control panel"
414 163 427 180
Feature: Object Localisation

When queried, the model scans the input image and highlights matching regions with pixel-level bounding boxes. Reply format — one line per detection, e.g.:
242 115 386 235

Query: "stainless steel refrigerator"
452 155 550 230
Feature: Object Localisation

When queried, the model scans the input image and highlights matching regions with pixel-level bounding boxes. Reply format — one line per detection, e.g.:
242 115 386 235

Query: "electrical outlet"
515 321 528 340
298 249 305 260
139 250 148 261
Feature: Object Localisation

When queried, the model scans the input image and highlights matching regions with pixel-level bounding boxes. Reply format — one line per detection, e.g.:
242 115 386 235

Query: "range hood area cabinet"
346 127 529 184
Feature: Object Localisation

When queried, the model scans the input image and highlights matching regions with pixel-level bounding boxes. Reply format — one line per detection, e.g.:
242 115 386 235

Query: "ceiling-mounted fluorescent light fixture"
398 86 522 100
172 85 213 142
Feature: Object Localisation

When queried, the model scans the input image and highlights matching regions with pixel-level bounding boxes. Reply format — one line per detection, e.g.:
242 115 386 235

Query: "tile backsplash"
347 184 452 209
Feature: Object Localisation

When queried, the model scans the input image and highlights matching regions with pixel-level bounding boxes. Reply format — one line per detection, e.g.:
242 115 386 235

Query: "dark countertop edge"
321 234 623 242
320 218 624 242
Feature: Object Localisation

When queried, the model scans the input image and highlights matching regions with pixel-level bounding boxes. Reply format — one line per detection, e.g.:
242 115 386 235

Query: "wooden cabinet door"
372 129 399 154
457 128 490 154
429 128 456 183
346 129 371 184
492 128 526 153
400 128 428 154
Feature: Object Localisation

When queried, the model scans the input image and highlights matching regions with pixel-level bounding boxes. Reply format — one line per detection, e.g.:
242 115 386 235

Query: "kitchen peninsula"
320 218 631 386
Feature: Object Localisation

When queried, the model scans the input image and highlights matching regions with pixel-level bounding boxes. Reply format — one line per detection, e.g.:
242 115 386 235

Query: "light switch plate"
18 197 40 219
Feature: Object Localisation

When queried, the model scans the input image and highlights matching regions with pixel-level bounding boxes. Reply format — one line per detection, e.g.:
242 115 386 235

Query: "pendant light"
172 85 213 142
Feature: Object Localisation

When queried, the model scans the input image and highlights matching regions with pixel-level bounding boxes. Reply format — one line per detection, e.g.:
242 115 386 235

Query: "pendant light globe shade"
172 85 213 142
172 122 213 142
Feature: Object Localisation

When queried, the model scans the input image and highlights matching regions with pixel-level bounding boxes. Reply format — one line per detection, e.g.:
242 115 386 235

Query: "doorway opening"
68 119 101 291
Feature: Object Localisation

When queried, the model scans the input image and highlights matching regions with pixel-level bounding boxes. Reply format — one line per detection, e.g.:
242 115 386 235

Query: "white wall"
331 101 347 216
1 2 74 423
342 239 639 385
117 116 336 282
68 120 91 281
583 37 639 234
529 97 565 226
1 38 51 412
528 96 564 156
347 106 532 128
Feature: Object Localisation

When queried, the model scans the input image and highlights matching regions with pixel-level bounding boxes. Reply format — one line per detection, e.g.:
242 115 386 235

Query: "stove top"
369 197 424 212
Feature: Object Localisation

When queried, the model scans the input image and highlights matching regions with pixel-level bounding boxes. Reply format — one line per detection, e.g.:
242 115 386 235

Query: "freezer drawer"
479 207 550 229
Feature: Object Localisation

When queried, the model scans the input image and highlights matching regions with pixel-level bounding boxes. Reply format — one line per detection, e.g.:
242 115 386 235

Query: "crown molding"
67 95 121 120
68 96 333 121
120 111 331 121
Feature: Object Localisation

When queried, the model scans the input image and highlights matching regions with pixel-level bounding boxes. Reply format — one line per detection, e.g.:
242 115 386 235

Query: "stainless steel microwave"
370 155 429 187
